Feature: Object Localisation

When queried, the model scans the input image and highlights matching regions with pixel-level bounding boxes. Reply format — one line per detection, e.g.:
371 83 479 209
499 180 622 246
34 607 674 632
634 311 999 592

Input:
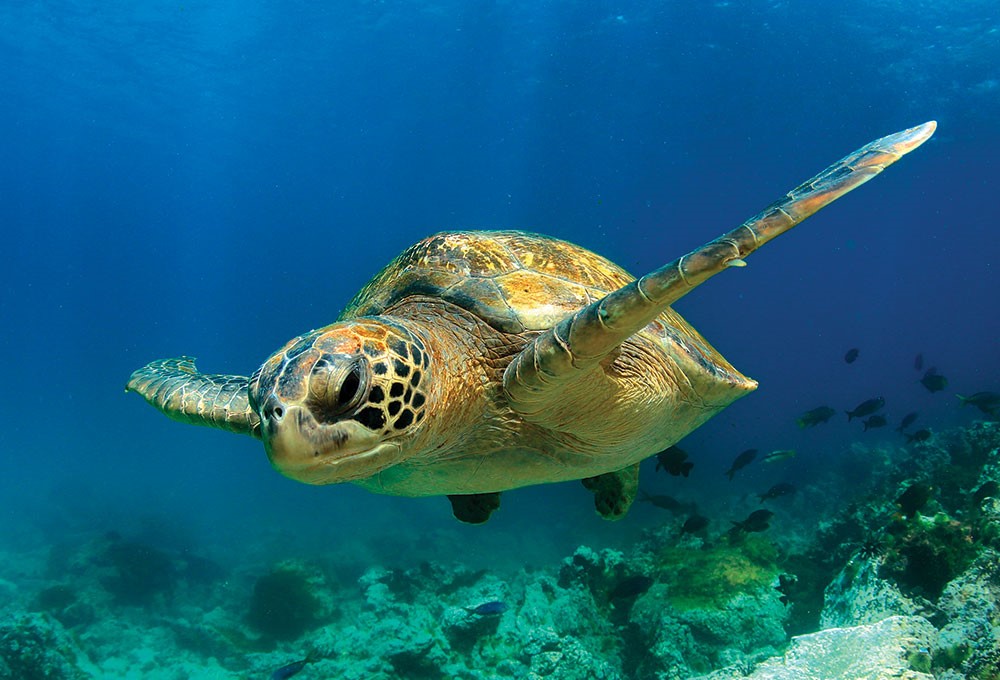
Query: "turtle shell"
340 230 639 333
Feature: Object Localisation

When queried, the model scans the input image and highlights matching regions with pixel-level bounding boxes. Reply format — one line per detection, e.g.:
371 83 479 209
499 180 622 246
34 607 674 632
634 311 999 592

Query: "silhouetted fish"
680 514 710 535
655 446 694 477
957 392 1000 416
761 449 796 464
271 652 317 680
775 573 797 605
914 353 924 371
796 406 836 428
465 601 508 616
896 483 932 518
844 348 859 364
731 509 774 533
724 449 758 481
846 397 885 421
862 415 887 431
896 411 919 432
638 490 695 514
905 429 932 444
920 368 948 393
759 482 796 503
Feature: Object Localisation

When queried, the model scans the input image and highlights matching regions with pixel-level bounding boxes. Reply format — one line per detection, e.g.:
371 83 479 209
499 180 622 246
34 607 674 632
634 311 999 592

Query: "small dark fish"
920 368 948 393
846 397 885 421
759 482 796 503
655 446 694 477
724 449 758 481
914 353 924 371
609 575 654 600
905 429 932 444
271 652 317 680
796 406 836 428
638 490 695 514
896 483 932 518
680 514 710 535
973 481 1000 505
957 392 1000 416
732 509 774 533
761 449 796 464
862 415 887 431
896 411 919 432
844 348 860 364
465 601 508 616
775 573 797 605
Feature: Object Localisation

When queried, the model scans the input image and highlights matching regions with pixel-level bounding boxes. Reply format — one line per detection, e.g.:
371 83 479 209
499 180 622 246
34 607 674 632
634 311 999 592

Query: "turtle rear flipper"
448 492 502 524
583 463 639 520
504 121 936 418
126 357 261 438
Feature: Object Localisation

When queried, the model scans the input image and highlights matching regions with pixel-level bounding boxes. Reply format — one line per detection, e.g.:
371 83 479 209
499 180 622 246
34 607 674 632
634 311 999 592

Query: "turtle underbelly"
351 444 645 496
354 436 672 496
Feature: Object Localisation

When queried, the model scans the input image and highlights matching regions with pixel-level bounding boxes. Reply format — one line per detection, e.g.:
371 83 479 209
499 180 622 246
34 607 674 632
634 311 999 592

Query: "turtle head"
249 319 430 485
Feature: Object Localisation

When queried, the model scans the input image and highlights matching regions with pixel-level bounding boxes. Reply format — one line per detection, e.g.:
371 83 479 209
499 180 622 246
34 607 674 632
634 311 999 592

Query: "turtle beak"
261 400 403 484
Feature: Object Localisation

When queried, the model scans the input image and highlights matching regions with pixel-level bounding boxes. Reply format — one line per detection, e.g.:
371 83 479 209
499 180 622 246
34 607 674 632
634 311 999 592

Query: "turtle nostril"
263 395 285 422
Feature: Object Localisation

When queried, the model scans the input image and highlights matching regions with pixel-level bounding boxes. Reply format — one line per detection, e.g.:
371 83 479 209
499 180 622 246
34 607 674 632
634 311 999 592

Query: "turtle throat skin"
248 319 431 484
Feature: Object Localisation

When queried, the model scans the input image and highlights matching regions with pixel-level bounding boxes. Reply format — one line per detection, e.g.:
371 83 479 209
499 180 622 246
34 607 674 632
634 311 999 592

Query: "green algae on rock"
658 535 780 610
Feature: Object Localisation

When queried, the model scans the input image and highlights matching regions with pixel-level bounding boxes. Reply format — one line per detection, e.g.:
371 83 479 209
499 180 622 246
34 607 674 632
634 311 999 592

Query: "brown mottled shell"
341 230 637 333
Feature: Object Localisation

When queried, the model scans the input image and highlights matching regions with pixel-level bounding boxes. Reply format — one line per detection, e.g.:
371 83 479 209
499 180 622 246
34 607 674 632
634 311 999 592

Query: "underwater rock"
737 615 935 680
441 604 498 651
521 575 612 641
627 604 699 676
821 557 918 628
521 626 622 680
557 545 629 595
444 575 511 652
358 561 487 614
358 566 397 614
363 612 448 679
630 588 787 677
29 584 94 629
879 514 977 601
0 612 96 680
933 550 1000 677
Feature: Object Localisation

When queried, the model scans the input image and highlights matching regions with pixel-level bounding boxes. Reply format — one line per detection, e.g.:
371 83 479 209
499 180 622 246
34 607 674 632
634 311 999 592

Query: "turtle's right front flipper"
504 121 937 416
126 357 261 438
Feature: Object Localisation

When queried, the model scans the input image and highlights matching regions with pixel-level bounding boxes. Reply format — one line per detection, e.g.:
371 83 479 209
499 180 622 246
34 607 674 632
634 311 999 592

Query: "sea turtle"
127 121 935 524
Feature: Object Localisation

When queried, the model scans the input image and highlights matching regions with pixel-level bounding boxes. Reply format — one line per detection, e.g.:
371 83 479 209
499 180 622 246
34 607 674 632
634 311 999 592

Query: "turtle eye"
309 356 367 423
337 365 362 408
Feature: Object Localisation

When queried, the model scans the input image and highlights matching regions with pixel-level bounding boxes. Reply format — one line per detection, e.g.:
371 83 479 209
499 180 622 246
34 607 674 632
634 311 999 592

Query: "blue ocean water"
0 1 997 676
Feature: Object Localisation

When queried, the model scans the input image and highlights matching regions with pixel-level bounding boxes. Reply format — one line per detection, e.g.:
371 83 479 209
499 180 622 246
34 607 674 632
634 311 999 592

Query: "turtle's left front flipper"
504 121 936 416
126 357 262 438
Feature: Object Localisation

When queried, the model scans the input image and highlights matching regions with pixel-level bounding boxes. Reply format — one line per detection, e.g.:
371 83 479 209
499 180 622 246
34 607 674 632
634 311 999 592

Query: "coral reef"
0 613 96 680
1 422 999 678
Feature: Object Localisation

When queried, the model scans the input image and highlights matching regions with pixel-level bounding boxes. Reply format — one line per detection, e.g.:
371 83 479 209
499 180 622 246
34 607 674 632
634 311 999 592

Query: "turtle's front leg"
503 121 936 417
126 357 261 438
